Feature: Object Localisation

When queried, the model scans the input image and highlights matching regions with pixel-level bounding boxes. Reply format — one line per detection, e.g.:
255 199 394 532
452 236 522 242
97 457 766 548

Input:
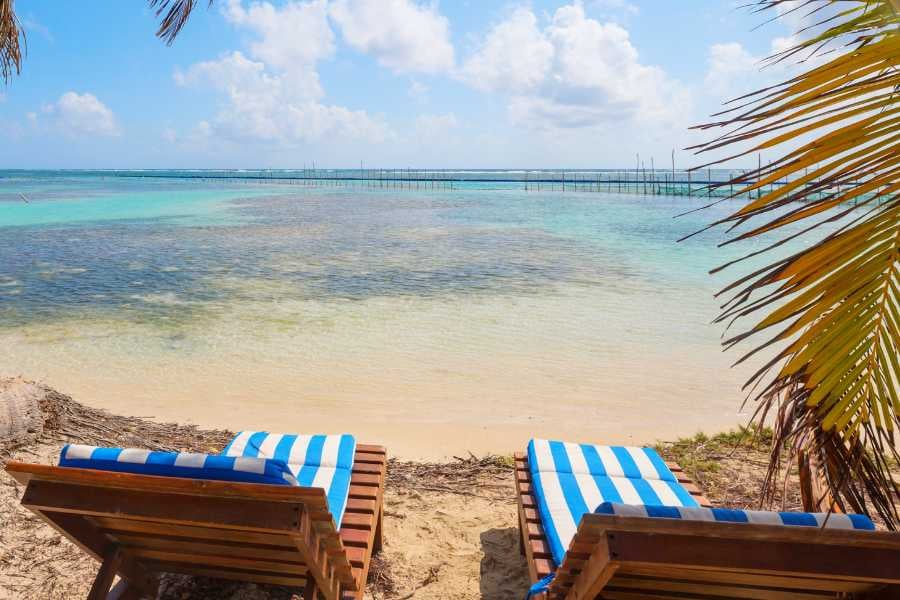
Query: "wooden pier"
95 168 863 201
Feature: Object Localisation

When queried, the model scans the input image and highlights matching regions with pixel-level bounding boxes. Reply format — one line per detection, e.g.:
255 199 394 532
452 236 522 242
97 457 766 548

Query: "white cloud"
176 0 390 145
223 0 334 77
704 42 759 98
21 15 54 42
408 80 429 100
460 2 689 130
161 121 215 147
770 35 797 56
461 7 552 93
40 92 120 137
702 31 827 103
177 51 388 143
329 0 454 74
771 0 839 34
414 113 458 139
591 0 639 15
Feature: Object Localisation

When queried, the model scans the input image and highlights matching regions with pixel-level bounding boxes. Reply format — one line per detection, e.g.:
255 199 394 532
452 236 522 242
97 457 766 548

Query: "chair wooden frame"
514 451 900 599
6 444 386 600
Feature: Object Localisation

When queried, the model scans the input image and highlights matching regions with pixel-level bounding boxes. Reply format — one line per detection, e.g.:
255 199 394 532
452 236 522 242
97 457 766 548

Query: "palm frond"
693 0 900 527
0 0 25 84
148 0 214 46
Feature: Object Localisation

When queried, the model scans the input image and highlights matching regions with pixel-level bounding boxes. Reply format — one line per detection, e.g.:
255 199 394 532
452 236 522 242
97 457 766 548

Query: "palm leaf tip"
149 0 213 45
694 0 900 528
0 0 25 84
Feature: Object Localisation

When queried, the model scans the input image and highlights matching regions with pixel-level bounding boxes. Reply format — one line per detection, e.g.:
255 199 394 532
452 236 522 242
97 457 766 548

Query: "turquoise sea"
0 170 782 457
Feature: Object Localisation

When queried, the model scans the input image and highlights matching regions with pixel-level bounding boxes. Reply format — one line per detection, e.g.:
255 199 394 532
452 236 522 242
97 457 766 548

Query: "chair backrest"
527 438 699 564
5 461 358 600
547 510 900 599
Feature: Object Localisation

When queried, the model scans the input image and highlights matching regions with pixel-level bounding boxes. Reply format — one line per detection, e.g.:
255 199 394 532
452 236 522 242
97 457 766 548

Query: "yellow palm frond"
694 0 900 526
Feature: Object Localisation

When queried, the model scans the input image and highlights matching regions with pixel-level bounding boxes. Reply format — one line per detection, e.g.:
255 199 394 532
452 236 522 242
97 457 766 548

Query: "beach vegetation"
655 426 775 478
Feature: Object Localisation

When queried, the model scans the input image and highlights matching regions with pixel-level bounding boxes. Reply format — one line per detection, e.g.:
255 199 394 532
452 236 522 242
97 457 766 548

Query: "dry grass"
654 427 803 511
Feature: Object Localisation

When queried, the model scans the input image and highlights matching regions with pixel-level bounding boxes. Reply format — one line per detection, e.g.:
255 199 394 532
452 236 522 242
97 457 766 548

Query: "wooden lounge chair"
515 440 900 599
5 441 386 600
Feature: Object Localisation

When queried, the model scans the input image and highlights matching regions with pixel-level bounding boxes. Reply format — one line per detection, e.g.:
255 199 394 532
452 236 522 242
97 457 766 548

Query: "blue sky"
0 0 803 168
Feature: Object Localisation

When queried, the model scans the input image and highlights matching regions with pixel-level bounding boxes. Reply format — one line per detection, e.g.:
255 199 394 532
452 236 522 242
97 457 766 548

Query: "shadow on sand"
479 527 531 599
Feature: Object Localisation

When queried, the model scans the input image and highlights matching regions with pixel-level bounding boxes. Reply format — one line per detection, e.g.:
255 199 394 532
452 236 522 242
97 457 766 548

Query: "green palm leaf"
694 0 900 526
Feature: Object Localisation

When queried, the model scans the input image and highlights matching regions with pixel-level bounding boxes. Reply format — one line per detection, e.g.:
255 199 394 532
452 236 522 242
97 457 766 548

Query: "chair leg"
304 576 320 600
373 505 384 553
107 577 159 600
88 547 123 600
103 573 160 600
518 507 526 556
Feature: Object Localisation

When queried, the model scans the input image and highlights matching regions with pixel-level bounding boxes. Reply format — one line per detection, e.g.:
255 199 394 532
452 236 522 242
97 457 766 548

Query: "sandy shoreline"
8 369 749 460
13 385 748 460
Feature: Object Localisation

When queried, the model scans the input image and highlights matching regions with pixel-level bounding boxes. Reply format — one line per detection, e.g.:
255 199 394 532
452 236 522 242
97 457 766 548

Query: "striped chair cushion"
222 432 356 527
595 502 876 530
528 438 700 565
59 444 298 486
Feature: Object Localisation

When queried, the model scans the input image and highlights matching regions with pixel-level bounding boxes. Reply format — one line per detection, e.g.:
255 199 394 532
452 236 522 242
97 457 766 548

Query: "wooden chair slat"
145 561 308 587
617 564 878 593
113 532 308 564
353 450 386 462
339 527 370 546
129 548 309 575
345 545 366 567
355 444 386 455
7 463 329 505
529 538 552 558
93 516 297 547
22 480 303 534
345 497 377 514
606 575 848 600
349 473 381 486
348 484 379 500
351 463 383 475
340 512 374 529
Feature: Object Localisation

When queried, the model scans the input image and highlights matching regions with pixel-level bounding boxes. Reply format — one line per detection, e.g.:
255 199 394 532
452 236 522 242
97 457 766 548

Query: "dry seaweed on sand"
387 453 513 500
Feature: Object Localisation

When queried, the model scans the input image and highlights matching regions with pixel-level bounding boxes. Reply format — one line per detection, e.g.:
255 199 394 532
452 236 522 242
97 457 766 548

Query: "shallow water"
1 171 781 457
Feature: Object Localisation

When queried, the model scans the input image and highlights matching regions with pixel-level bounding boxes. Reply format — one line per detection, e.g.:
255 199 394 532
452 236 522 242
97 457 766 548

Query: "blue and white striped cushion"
222 432 356 527
528 438 700 565
59 444 298 486
595 502 876 530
